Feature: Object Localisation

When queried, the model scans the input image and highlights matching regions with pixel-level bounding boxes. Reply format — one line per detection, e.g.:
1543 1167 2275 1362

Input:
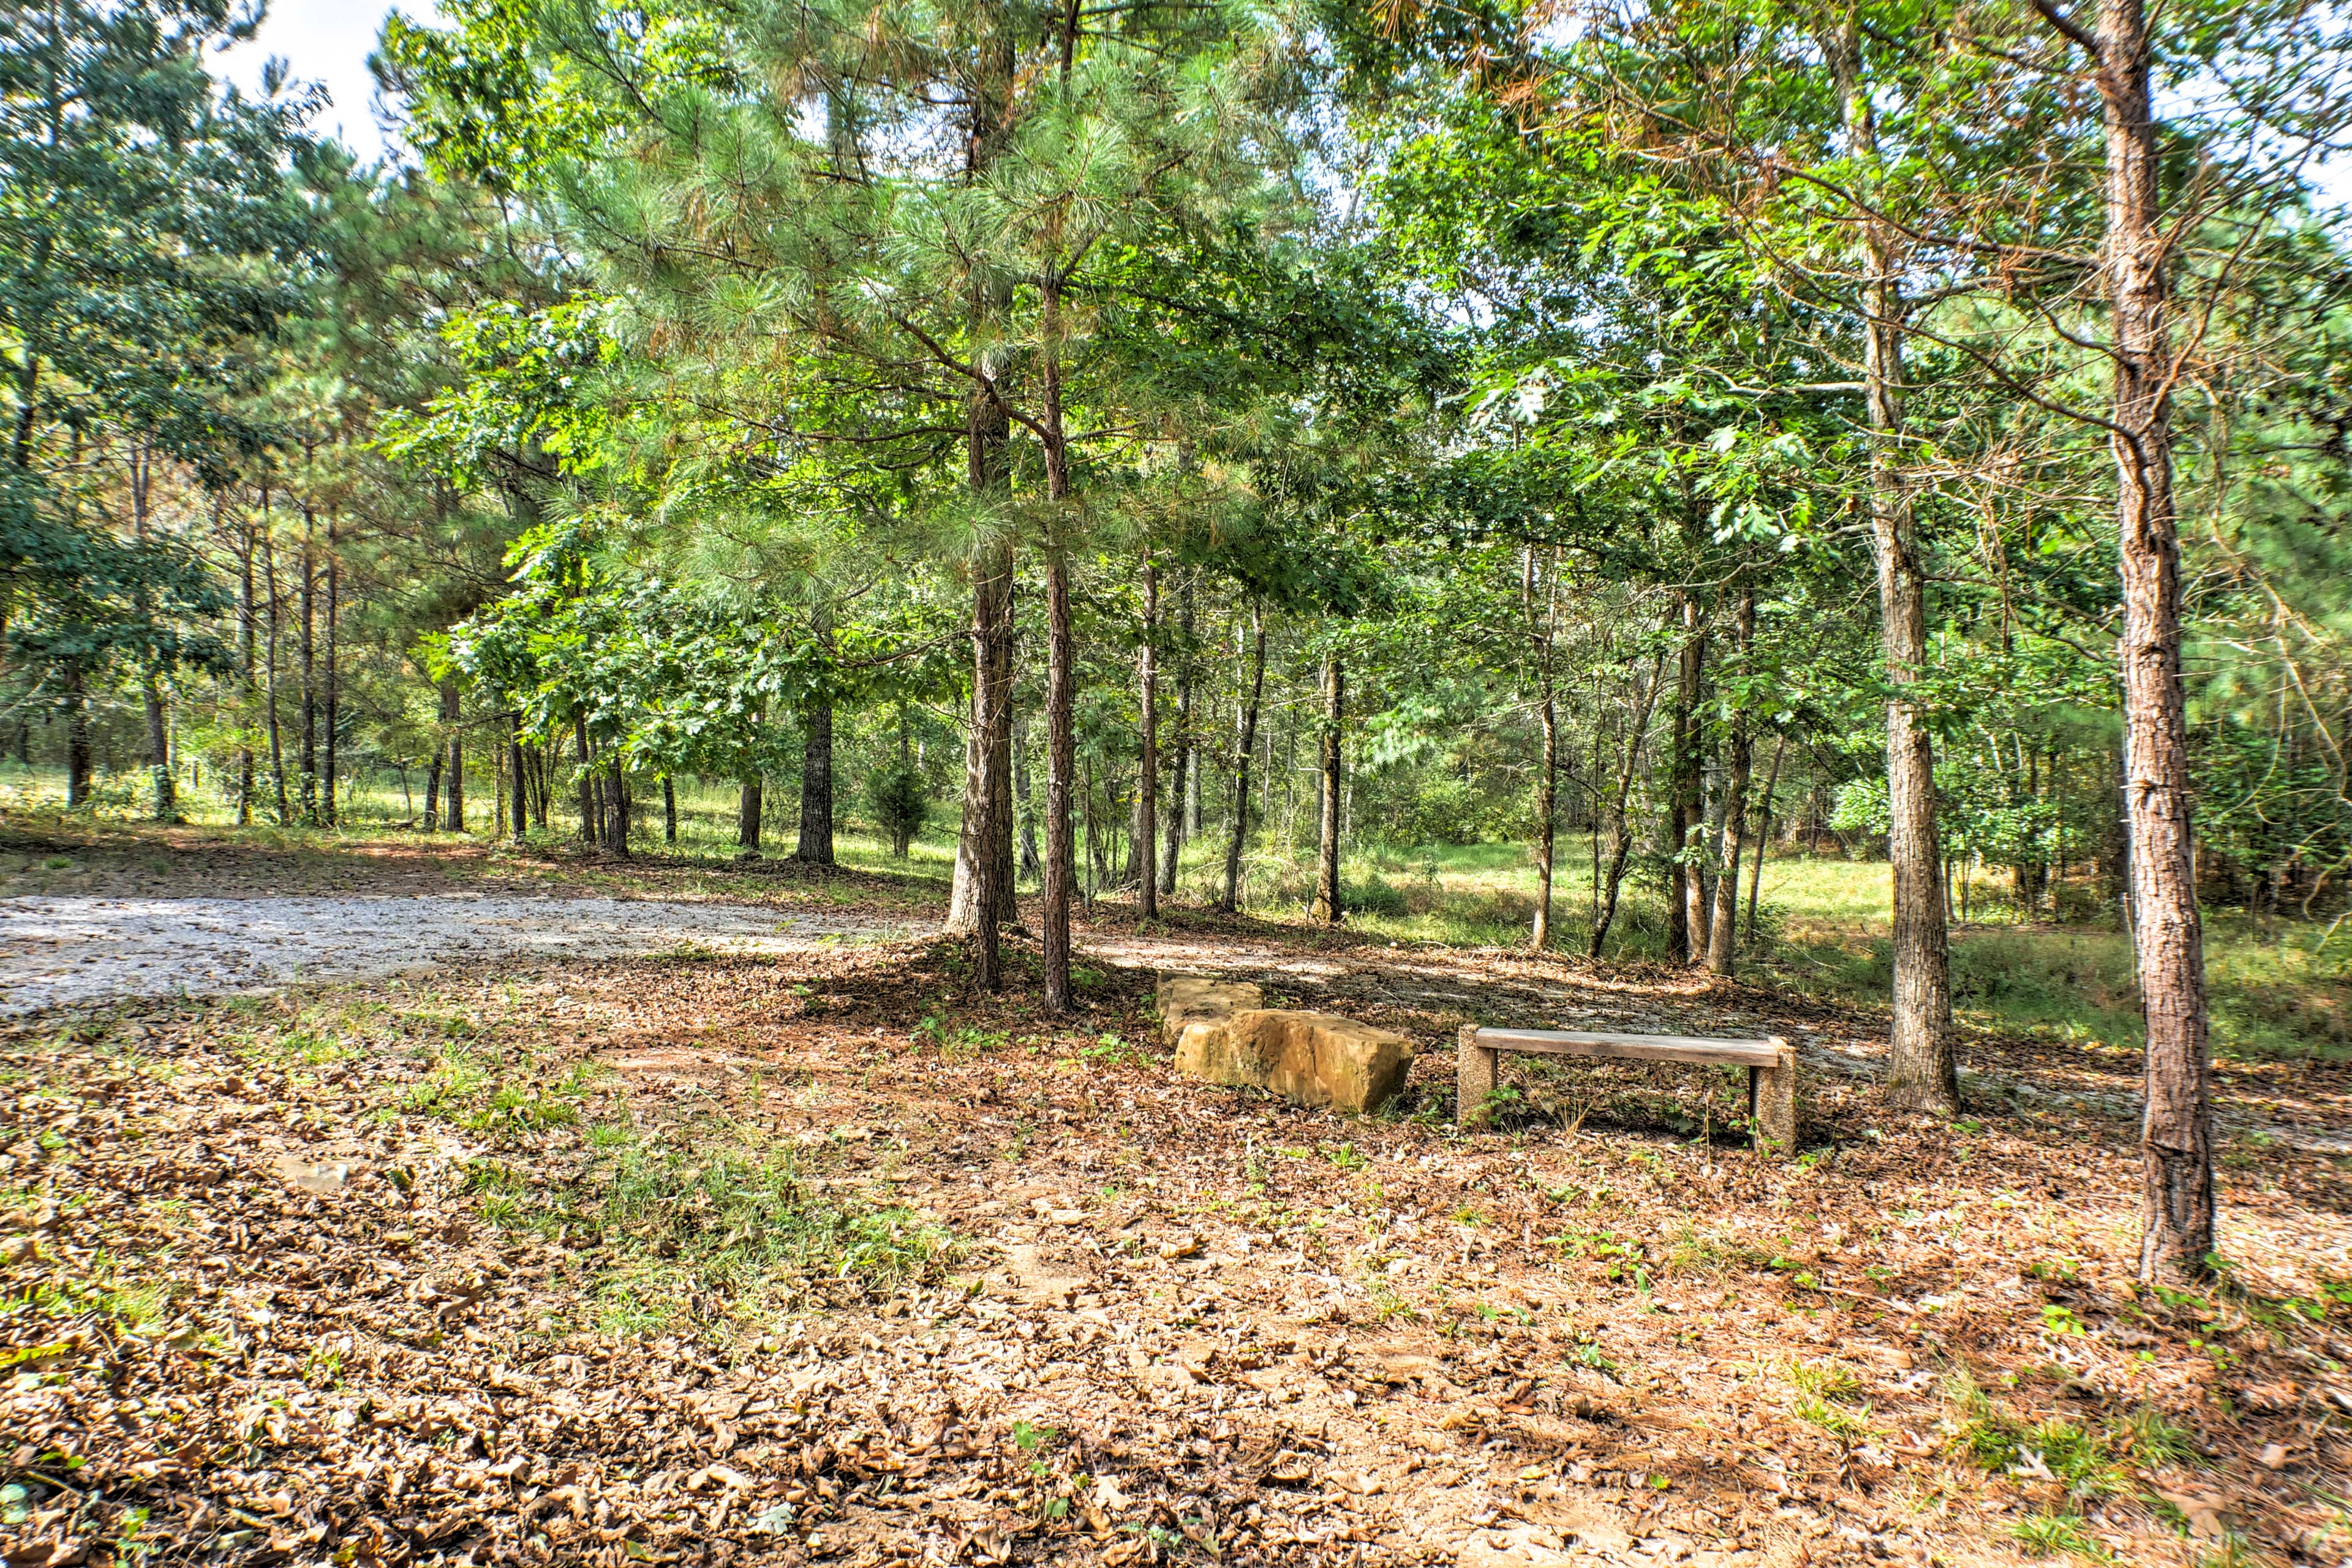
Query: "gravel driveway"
0 893 911 1014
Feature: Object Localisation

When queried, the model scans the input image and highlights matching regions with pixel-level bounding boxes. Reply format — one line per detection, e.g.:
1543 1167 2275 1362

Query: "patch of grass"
1792 1396 1871 1442
1788 1358 1866 1403
1951 1374 2135 1494
2008 1513 2110 1561
401 1047 596 1136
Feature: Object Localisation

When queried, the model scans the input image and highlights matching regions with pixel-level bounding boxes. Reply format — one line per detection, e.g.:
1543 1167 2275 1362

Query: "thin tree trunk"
1310 652 1345 925
1709 590 1757 975
736 774 763 856
1834 20 1959 1113
322 518 339 827
236 510 255 825
1667 592 1705 962
1527 549 1560 951
1162 615 1192 895
947 546 1014 977
1221 603 1267 914
510 715 528 840
796 699 835 865
1040 268 1077 1012
1043 558 1077 1010
1592 650 1667 957
1135 552 1159 919
423 750 443 834
663 775 677 845
442 684 464 834
142 669 173 821
608 756 631 859
1016 724 1041 882
263 513 288 825
575 716 597 846
62 661 89 808
298 500 317 825
1748 731 1787 941
2062 0 2214 1280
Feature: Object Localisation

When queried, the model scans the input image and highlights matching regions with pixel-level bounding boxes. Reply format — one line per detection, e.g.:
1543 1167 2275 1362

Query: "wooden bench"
1455 1026 1798 1152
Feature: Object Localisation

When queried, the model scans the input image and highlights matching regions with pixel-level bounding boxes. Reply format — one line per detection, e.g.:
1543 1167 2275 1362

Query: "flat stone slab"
1158 974 1414 1115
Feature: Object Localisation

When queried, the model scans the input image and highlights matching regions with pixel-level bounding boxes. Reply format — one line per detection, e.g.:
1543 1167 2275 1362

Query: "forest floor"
3 821 2350 1568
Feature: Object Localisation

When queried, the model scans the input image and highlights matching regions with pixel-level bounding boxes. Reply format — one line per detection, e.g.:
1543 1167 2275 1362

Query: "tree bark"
2064 0 2214 1280
298 501 317 826
511 715 529 840
1749 731 1787 941
1667 593 1706 963
796 699 835 865
1591 650 1666 957
574 716 597 846
62 661 89 808
608 756 631 859
1708 589 1757 976
442 684 464 834
322 519 339 827
1043 557 1077 1011
947 546 1015 978
663 775 677 845
1221 603 1267 913
263 514 288 825
1135 553 1159 919
1833 18 1959 1113
143 668 173 822
736 774 763 856
1527 549 1560 951
236 508 255 825
1310 652 1345 925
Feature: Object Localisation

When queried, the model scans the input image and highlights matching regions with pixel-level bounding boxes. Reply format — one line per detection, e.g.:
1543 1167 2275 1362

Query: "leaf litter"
2 883 2350 1567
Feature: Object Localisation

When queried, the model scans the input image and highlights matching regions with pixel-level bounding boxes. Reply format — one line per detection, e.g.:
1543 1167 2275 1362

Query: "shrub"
865 761 929 855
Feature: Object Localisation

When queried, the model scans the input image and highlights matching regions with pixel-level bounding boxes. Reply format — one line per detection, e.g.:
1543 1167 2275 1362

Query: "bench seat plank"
1468 1027 1788 1068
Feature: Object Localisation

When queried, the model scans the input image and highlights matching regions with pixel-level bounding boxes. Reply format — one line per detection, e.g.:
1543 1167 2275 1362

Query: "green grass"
1215 835 2351 1063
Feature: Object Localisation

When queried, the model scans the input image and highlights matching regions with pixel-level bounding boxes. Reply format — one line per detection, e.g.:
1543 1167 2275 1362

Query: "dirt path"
0 892 914 1014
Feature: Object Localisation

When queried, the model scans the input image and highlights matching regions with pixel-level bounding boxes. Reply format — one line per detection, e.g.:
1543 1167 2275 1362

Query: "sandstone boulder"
1155 975 1264 1054
1160 982 1415 1115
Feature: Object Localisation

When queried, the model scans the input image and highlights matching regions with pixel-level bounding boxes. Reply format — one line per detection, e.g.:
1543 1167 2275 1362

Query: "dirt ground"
3 827 2349 1568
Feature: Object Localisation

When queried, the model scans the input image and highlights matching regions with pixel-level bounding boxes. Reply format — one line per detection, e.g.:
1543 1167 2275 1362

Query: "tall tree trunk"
1668 593 1706 963
442 685 464 834
62 661 89 808
663 775 677 846
142 668 174 822
1161 630 1192 895
236 511 255 825
947 548 1014 973
511 715 529 840
423 751 443 834
1832 19 1959 1112
736 774 763 856
796 699 835 865
1310 652 1345 925
575 716 597 846
608 756 631 859
1221 603 1267 914
2062 0 2213 1280
1134 553 1159 919
1039 268 1079 1012
263 516 288 825
1592 650 1667 957
322 519 339 828
298 501 317 826
1016 724 1041 882
1709 589 1757 975
1043 558 1077 1010
1526 549 1560 951
1749 731 1787 941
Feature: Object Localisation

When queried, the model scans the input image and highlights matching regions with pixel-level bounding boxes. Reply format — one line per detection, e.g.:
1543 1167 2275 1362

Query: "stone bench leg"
1747 1036 1798 1154
1457 1026 1499 1126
